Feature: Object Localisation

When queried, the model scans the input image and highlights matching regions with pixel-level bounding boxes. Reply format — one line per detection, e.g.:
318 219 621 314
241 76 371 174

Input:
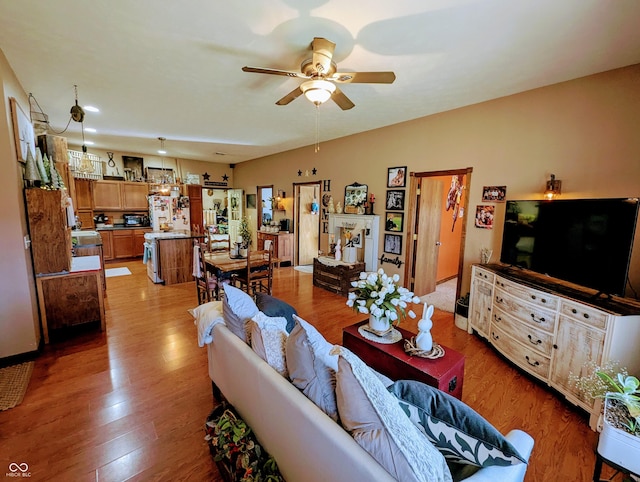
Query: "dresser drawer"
489 324 550 379
559 300 608 330
473 266 495 284
495 276 558 310
494 287 557 333
492 306 554 356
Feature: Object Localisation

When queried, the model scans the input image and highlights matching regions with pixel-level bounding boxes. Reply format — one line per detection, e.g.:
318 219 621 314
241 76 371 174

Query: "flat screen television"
500 198 639 297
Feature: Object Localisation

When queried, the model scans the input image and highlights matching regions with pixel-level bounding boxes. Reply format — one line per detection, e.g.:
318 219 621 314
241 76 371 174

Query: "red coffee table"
342 321 465 399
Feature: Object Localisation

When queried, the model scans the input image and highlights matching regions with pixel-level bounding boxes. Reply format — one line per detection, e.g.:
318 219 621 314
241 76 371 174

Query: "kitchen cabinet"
187 184 203 231
107 228 151 259
122 182 149 210
74 179 94 209
94 180 149 211
25 188 72 275
94 180 122 210
101 230 114 260
468 263 640 430
74 244 106 292
257 232 293 266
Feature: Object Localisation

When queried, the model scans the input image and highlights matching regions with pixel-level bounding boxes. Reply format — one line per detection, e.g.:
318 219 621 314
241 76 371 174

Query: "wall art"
482 185 507 202
385 212 404 232
384 233 403 255
387 166 407 188
386 190 405 211
475 205 495 229
10 97 36 163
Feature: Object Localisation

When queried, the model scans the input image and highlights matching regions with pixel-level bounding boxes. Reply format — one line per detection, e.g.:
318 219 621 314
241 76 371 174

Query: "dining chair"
195 242 218 304
263 239 282 269
208 232 231 253
232 247 273 295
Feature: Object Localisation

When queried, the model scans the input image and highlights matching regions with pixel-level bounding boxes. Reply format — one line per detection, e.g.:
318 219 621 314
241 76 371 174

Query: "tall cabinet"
468 263 640 430
25 188 72 274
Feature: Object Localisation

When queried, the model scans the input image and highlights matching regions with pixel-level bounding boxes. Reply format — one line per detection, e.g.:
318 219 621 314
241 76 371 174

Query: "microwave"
123 214 148 226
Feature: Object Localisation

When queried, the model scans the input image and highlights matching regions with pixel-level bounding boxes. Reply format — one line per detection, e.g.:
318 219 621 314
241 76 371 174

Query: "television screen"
500 198 639 296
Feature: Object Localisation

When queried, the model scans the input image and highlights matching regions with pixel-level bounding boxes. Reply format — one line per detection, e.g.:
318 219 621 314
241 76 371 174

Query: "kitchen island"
144 231 205 285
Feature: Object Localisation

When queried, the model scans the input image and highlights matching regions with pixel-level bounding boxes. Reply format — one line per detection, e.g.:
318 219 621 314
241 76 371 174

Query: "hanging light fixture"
157 137 171 194
72 85 94 174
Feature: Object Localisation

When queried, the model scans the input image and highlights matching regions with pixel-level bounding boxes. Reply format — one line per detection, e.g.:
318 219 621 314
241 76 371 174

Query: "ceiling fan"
242 37 396 110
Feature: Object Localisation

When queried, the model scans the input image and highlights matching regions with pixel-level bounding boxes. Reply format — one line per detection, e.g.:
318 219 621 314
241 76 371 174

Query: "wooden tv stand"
468 263 640 430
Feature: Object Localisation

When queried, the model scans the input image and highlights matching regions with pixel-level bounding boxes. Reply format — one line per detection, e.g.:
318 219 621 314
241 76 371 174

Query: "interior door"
296 183 320 265
227 189 243 245
411 178 443 296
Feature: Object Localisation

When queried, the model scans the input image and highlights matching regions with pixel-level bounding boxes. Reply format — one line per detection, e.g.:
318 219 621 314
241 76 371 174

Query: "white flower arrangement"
346 268 420 325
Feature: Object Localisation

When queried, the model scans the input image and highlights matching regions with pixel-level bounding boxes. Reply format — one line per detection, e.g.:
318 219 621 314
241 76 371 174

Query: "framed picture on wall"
475 205 495 229
387 166 407 188
386 190 405 211
246 193 256 209
10 97 36 163
384 233 402 255
385 212 404 232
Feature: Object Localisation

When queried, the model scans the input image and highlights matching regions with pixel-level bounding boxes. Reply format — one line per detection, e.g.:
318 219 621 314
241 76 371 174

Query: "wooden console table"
343 321 465 399
36 256 105 343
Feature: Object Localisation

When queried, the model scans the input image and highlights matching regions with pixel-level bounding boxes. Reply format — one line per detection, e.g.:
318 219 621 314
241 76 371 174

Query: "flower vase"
368 314 390 333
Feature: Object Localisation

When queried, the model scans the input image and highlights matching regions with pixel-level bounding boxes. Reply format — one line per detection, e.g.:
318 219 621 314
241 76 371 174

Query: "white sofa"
206 322 534 482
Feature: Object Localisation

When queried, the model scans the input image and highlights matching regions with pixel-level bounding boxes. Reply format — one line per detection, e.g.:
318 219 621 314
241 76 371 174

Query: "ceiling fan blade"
331 71 396 84
311 37 336 76
331 87 355 110
242 66 307 79
276 87 303 106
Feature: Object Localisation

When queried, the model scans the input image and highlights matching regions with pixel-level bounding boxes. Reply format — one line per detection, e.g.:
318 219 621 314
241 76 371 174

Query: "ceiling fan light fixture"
301 80 335 105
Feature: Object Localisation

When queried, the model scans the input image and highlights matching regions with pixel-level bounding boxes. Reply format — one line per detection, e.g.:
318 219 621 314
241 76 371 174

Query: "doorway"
257 185 273 230
294 182 321 266
404 168 472 306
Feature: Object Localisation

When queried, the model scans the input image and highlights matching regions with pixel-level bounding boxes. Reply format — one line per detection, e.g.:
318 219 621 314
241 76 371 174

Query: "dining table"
203 251 248 299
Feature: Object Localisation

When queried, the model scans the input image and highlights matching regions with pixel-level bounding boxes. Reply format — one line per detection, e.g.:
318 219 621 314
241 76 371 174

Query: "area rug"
0 361 34 411
294 265 313 274
105 267 132 278
419 278 457 313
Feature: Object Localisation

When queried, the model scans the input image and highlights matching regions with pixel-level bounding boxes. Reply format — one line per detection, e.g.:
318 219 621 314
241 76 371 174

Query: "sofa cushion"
222 284 258 342
249 312 289 377
255 293 297 333
389 380 526 468
188 300 224 347
335 347 452 482
286 315 339 421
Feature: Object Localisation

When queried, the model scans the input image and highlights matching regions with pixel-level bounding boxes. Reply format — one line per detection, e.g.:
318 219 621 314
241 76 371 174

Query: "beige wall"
234 64 640 297
0 49 41 357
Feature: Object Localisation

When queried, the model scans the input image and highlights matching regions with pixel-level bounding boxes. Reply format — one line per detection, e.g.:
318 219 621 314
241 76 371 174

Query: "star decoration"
202 172 210 181
298 170 302 176
222 174 229 181
312 168 317 175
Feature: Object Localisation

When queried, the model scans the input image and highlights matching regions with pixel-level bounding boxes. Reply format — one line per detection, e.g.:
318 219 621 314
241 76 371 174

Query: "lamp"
157 137 171 194
544 174 562 200
72 85 94 174
301 79 336 105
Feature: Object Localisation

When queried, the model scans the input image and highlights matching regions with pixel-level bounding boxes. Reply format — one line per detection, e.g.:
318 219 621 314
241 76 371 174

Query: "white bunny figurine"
416 303 434 352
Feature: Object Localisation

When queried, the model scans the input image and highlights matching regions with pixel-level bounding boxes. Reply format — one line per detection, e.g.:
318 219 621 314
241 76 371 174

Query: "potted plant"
346 268 420 333
238 217 252 257
571 361 640 475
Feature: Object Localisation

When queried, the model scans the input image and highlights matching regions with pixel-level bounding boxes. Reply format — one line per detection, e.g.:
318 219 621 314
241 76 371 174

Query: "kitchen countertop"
96 225 152 230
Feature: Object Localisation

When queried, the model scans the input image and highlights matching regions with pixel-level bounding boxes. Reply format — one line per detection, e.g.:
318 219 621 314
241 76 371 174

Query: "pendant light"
73 85 94 174
158 137 171 194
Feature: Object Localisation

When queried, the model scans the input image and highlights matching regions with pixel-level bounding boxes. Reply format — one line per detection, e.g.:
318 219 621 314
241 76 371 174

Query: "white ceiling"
1 0 639 164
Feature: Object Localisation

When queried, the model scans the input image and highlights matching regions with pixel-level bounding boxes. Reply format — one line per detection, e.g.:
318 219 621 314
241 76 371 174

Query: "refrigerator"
148 194 191 232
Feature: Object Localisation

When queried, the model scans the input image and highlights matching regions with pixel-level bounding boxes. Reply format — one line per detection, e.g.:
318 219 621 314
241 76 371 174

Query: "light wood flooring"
0 260 620 481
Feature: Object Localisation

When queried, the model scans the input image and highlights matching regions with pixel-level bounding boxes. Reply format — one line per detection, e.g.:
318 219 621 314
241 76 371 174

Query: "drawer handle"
525 356 540 367
527 335 542 345
491 332 500 341
583 313 590 319
530 313 545 323
495 296 504 304
572 308 577 314
494 314 502 322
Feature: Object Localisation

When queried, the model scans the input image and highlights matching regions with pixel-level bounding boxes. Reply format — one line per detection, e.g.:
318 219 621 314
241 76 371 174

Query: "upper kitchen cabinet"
94 180 122 210
122 182 149 210
93 180 149 211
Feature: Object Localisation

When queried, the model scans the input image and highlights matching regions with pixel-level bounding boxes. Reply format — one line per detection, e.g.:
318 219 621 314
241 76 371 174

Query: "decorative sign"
379 253 404 268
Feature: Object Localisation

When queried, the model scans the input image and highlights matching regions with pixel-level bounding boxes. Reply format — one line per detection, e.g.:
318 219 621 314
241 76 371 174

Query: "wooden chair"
208 231 230 253
195 242 218 304
263 239 282 269
232 247 273 295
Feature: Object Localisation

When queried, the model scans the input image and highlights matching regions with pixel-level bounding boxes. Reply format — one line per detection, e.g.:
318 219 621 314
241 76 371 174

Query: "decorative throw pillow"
334 347 452 482
388 380 526 467
255 292 297 333
286 315 339 421
188 300 224 347
222 284 258 343
249 312 289 377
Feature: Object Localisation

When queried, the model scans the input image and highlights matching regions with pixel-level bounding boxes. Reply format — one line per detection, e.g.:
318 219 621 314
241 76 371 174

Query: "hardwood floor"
0 260 618 481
